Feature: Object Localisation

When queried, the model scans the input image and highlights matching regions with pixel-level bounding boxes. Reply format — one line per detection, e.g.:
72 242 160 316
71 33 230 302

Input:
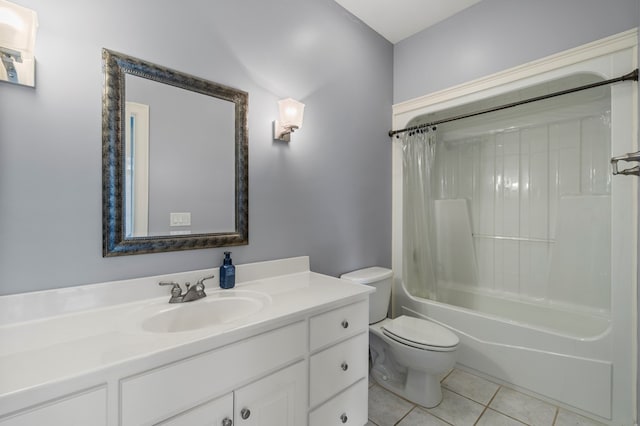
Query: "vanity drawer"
120 321 306 426
309 300 368 351
309 332 368 407
309 379 368 426
0 386 107 426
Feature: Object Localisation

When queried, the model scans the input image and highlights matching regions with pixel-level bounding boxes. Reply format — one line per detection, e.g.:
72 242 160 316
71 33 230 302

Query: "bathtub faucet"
158 275 215 303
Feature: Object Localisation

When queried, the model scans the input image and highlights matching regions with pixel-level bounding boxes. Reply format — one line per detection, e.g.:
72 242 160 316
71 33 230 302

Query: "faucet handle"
159 281 182 297
196 275 216 287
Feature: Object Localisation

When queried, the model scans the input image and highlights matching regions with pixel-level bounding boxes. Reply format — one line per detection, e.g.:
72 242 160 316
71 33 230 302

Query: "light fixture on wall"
273 98 305 142
0 0 38 87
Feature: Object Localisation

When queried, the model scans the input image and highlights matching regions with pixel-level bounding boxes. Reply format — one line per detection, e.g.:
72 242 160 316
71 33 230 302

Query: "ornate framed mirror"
102 49 248 256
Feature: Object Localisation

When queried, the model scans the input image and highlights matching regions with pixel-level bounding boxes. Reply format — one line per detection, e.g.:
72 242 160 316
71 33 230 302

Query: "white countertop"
0 257 373 412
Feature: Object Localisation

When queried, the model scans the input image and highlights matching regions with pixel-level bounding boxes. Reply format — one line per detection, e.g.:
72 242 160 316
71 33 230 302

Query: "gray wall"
0 0 393 295
394 0 639 103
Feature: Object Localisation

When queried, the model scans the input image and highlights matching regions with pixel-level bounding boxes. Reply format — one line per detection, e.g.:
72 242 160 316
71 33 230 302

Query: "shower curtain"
401 129 438 300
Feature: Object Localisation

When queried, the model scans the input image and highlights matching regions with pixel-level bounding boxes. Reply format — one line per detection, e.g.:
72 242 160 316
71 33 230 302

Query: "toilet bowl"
341 267 458 408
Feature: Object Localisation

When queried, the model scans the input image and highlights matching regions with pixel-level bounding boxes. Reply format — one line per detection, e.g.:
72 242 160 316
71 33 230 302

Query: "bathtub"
394 281 613 422
390 32 637 426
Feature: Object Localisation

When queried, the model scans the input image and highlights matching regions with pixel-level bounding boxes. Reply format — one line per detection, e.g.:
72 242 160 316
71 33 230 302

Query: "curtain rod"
388 69 639 138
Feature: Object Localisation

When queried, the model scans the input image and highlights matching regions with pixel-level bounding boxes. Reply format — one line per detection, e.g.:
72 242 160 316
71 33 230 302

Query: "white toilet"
341 267 458 408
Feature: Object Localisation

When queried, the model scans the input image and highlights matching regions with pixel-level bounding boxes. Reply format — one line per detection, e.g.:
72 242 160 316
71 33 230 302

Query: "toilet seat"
382 315 459 352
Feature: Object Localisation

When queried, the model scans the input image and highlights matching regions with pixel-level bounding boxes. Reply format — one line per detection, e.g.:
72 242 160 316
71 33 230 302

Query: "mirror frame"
102 48 248 256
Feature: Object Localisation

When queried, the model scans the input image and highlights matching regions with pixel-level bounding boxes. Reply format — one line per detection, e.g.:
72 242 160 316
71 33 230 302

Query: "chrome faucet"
159 275 215 303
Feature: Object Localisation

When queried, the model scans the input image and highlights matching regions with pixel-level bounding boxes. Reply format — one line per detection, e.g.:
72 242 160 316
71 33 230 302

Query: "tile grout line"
421 387 483 426
551 406 559 425
394 406 416 426
424 407 456 426
441 368 455 383
473 385 502 426
442 384 499 407
472 404 490 425
485 384 501 407
368 383 419 426
473 406 490 426
485 387 532 426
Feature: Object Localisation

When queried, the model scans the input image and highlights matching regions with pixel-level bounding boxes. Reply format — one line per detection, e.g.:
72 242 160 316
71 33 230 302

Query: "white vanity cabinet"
308 300 369 426
0 259 374 426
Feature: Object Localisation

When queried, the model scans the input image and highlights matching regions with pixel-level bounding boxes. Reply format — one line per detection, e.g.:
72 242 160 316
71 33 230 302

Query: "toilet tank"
340 267 393 324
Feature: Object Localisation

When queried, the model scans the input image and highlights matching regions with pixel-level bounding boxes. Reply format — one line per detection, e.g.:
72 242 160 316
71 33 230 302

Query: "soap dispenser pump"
219 251 236 289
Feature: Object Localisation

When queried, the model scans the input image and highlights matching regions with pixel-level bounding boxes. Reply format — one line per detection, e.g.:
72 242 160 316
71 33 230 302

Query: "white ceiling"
334 0 482 44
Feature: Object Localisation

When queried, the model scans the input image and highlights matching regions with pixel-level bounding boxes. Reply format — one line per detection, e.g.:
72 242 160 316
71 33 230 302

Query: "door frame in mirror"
102 48 248 256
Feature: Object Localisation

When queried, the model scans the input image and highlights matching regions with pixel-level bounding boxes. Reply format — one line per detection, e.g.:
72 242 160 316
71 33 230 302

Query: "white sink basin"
140 290 271 333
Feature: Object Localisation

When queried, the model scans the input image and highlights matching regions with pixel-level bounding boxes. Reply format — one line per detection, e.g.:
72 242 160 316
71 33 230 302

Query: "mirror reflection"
124 75 236 237
102 49 248 256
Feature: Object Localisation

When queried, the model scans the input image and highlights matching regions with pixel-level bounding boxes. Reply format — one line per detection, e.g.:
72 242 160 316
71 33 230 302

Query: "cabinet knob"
340 413 348 423
341 362 349 371
341 320 349 329
240 408 251 420
222 418 233 426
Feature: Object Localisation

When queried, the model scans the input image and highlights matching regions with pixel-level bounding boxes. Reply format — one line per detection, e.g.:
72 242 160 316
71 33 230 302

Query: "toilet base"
371 365 444 408
369 328 448 408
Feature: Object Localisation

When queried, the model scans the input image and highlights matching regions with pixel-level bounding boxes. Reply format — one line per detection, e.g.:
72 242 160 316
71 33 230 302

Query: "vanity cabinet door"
157 393 233 426
234 360 307 426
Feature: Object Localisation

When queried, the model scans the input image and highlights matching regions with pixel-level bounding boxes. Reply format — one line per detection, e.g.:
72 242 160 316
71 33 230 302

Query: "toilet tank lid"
340 267 393 284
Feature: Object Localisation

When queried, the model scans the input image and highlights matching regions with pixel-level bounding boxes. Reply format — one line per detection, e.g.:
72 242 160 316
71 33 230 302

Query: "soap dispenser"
219 251 236 289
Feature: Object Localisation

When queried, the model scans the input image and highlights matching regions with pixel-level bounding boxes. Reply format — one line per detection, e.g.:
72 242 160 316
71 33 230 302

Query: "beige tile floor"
366 368 607 426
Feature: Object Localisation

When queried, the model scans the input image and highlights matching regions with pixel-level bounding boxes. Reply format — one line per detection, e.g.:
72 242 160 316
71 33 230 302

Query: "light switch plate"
170 212 191 226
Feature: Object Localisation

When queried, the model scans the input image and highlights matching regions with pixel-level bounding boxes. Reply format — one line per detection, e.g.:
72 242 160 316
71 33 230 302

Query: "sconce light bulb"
0 8 23 30
285 106 298 118
0 7 24 31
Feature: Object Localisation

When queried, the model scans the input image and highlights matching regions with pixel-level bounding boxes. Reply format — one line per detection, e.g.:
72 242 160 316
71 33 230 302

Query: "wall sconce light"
0 0 38 87
273 98 305 142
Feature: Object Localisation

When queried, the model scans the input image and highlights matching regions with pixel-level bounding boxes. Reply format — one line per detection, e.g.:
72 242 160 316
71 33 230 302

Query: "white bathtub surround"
392 30 637 425
0 256 373 426
432 119 612 311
